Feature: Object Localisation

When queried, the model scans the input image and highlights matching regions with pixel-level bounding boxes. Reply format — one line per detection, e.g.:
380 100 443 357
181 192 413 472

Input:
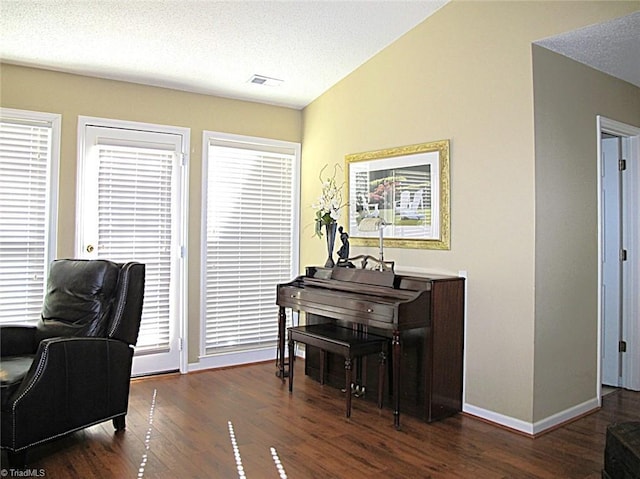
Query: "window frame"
0 107 60 325
198 130 300 369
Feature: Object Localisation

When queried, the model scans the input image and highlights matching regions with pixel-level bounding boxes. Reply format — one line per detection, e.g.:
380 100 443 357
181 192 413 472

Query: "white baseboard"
463 403 536 435
531 397 600 435
189 348 276 372
463 396 600 436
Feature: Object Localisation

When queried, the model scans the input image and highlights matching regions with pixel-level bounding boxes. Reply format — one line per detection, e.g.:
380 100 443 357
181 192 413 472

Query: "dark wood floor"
2 360 639 478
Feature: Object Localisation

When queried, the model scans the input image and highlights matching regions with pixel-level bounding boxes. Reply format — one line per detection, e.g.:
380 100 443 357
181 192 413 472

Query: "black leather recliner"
0 259 145 465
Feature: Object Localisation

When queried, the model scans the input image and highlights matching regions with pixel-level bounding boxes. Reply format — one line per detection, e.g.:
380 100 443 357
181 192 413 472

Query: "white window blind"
203 134 299 356
0 109 59 324
93 143 175 353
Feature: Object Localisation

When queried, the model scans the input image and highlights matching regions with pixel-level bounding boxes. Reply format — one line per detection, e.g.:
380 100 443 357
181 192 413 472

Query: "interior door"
78 122 186 376
600 121 640 392
601 135 622 387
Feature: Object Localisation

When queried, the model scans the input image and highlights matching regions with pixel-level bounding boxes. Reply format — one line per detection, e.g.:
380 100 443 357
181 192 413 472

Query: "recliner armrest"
1 338 133 450
0 326 37 357
11 337 134 407
4 337 135 451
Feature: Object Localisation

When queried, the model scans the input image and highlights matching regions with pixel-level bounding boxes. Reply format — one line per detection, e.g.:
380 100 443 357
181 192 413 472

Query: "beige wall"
301 1 639 425
0 64 302 363
532 46 640 422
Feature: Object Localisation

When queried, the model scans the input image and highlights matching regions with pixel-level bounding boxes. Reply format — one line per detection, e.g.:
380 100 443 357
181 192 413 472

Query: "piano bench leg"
288 335 295 393
320 350 326 385
345 356 353 418
354 356 366 398
377 350 386 409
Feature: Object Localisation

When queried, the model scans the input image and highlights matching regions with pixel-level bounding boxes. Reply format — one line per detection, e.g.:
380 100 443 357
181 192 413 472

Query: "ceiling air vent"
248 74 283 87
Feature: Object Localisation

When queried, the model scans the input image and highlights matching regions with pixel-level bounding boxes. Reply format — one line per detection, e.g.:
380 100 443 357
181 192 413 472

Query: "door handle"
86 244 95 253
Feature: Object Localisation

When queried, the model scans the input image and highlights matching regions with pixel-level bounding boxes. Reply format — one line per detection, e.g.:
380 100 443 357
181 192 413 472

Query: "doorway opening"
597 116 640 401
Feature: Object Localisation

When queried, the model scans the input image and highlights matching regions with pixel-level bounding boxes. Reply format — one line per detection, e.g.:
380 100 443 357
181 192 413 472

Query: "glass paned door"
79 122 186 375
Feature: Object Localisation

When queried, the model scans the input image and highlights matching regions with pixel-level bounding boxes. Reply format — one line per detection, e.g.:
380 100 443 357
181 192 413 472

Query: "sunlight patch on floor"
138 388 157 478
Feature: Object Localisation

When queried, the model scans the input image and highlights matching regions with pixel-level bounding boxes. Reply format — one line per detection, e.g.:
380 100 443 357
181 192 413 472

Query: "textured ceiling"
535 10 640 89
0 2 638 110
0 0 448 109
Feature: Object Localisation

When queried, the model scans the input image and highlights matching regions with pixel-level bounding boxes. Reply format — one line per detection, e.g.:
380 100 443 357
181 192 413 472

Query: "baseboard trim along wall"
463 397 600 436
189 349 277 372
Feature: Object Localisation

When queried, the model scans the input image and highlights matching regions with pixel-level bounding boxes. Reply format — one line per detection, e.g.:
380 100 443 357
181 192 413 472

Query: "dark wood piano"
276 265 465 428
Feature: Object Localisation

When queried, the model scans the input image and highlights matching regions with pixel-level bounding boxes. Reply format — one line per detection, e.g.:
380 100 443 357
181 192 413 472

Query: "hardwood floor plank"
2 360 639 478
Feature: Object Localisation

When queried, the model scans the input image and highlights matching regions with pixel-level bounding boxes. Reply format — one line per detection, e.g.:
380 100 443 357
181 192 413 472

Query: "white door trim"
76 115 190 375
597 115 640 400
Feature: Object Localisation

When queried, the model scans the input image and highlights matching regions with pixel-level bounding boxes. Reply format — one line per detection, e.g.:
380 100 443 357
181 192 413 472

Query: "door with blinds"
78 120 187 376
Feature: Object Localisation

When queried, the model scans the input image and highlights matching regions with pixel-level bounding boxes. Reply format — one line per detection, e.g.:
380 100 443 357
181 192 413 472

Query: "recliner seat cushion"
0 355 34 408
37 260 121 342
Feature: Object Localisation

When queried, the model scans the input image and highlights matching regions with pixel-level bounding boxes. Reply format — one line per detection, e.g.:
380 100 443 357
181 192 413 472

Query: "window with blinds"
202 132 299 357
0 109 60 324
93 143 175 353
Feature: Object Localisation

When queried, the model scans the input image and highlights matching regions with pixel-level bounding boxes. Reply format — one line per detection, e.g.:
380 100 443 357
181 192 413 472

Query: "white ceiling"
0 0 448 109
1 2 638 110
534 10 640 89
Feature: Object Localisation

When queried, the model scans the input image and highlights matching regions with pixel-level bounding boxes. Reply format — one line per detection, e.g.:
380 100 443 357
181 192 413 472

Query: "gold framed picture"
345 139 450 250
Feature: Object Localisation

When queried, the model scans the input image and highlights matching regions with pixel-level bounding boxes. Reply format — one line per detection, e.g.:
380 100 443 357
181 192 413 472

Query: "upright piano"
276 266 465 427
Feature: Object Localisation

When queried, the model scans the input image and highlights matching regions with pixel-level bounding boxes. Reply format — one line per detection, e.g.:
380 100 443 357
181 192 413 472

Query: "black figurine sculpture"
336 226 354 268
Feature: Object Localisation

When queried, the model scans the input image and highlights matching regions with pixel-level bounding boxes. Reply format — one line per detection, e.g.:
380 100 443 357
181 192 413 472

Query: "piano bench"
287 323 387 418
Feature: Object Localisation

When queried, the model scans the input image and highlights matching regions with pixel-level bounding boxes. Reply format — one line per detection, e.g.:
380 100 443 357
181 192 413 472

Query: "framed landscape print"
345 139 450 250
